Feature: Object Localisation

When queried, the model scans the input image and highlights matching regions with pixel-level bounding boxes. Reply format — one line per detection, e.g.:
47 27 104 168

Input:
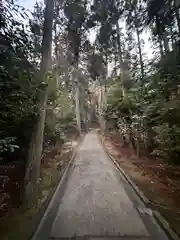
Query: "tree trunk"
170 26 174 49
54 0 61 90
75 84 81 134
24 87 48 204
174 0 180 37
134 7 144 80
100 84 104 114
136 27 144 80
155 17 164 57
158 36 164 57
163 31 169 53
104 84 107 111
116 21 126 97
24 0 54 205
136 134 140 158
40 0 54 73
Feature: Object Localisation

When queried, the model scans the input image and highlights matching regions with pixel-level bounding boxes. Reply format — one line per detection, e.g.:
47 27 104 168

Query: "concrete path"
33 132 169 240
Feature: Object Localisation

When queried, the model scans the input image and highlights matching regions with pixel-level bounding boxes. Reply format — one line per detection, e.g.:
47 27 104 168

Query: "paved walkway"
33 132 169 240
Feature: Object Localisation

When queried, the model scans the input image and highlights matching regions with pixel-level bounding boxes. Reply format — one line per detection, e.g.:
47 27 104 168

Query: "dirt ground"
103 133 180 237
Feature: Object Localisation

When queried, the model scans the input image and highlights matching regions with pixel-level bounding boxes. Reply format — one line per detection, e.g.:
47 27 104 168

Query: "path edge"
99 134 179 240
31 135 85 240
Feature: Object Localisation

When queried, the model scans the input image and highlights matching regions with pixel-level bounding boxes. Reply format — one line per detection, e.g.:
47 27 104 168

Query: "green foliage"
88 50 106 81
63 0 88 64
0 138 19 155
90 0 119 54
29 1 44 65
0 1 40 163
1 0 180 170
45 83 75 141
106 46 180 164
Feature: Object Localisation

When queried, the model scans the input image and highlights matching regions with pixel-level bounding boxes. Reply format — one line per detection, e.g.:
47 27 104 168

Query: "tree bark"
158 35 164 57
170 26 174 49
24 0 54 205
155 16 164 57
40 0 54 73
136 27 144 80
174 0 180 37
134 7 144 80
116 21 126 97
75 84 81 134
163 31 169 53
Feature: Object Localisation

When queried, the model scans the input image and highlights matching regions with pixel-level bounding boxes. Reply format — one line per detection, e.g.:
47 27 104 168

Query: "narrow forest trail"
33 132 170 240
